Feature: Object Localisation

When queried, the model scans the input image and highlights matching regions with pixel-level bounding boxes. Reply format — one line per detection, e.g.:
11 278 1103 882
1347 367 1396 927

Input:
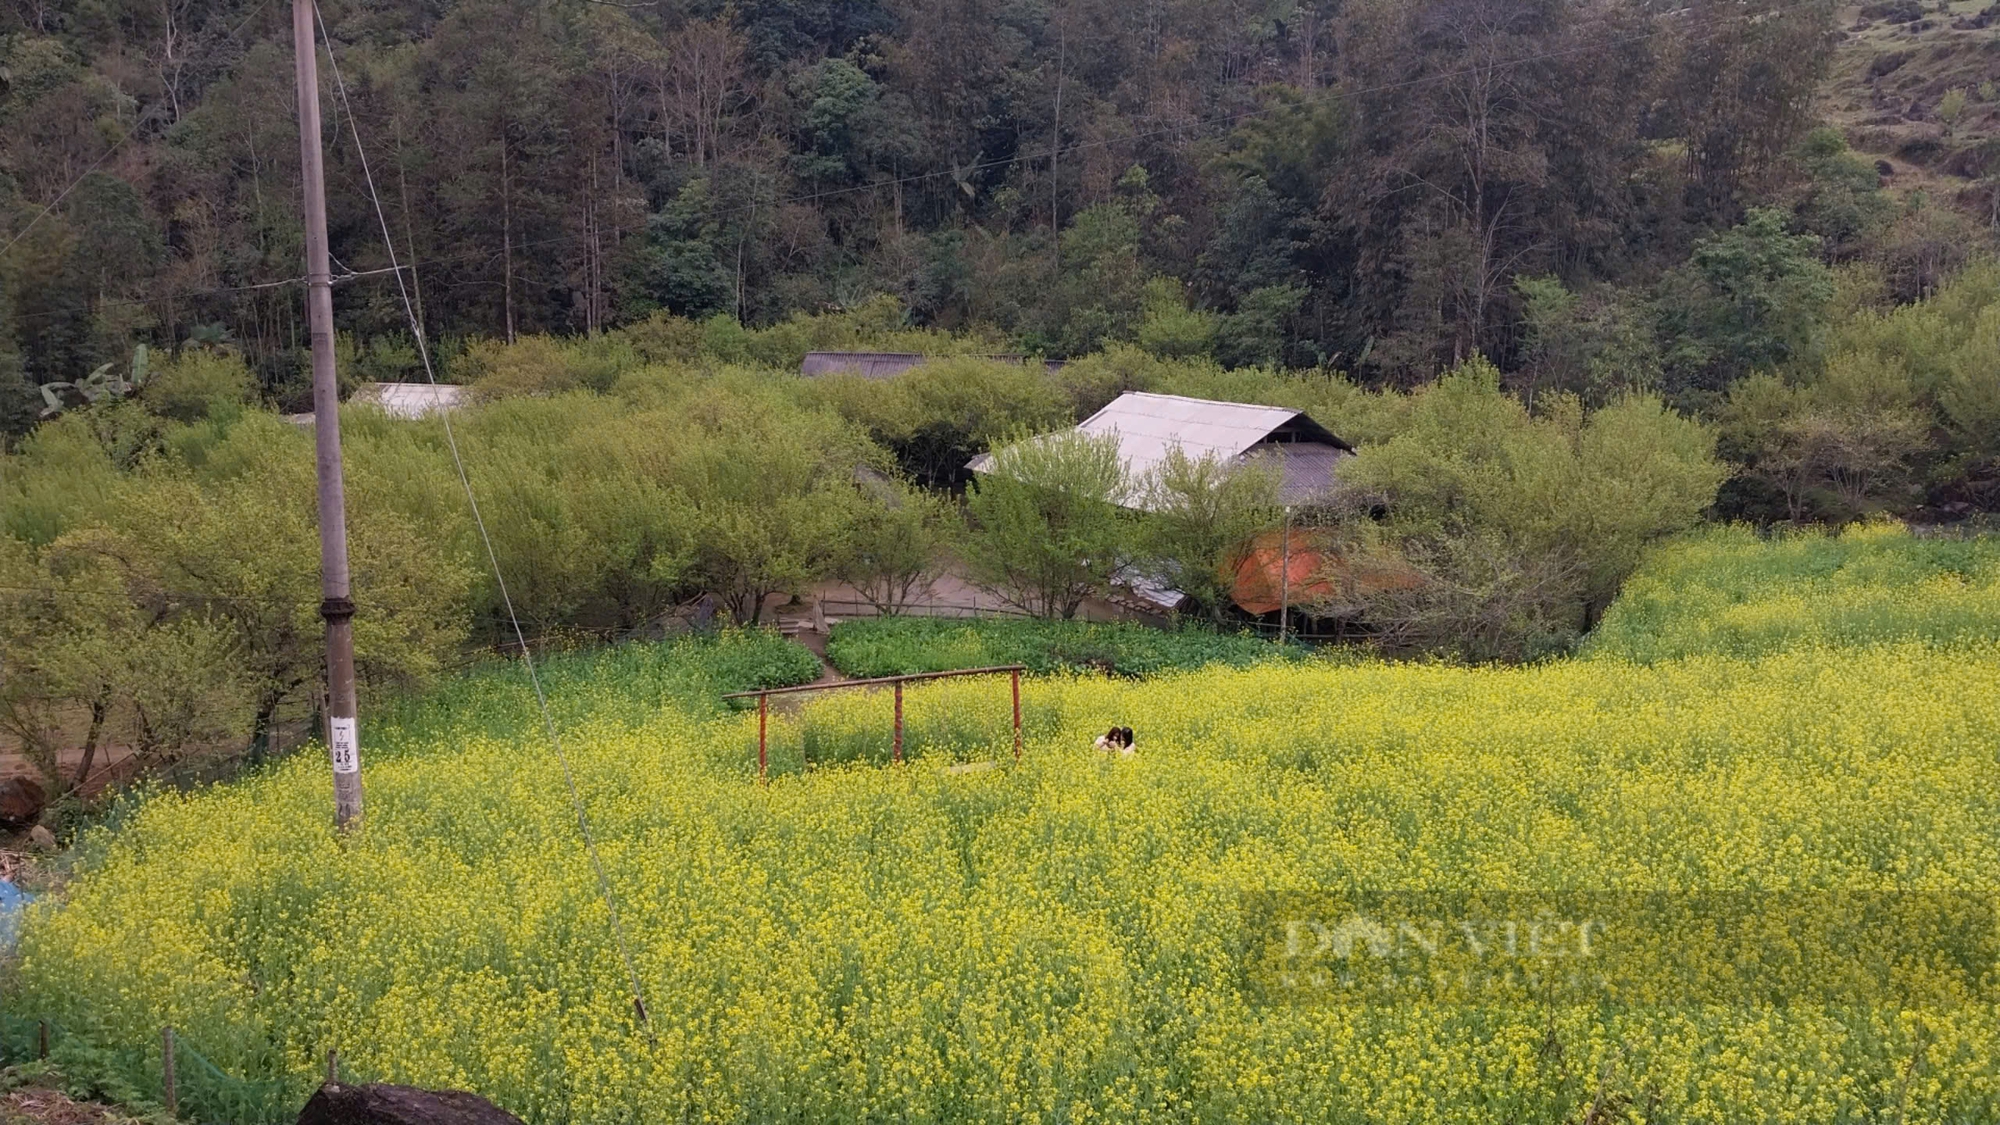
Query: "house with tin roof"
966 391 1355 512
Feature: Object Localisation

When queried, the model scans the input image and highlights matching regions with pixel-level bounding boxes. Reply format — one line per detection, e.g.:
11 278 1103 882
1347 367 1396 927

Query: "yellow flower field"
7 527 2000 1123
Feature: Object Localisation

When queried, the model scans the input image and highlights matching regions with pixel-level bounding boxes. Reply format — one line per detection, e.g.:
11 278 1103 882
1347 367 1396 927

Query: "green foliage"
1137 446 1282 622
827 477 964 613
965 429 1130 619
1586 521 2000 662
657 403 880 624
811 356 1068 487
1790 127 1892 260
1939 87 1969 138
825 616 1299 678
1340 359 1727 657
1514 275 1660 404
0 412 474 774
1213 284 1305 370
1655 208 1835 398
1719 262 2000 519
0 409 126 547
139 350 255 424
371 629 823 743
458 334 645 398
1134 278 1217 360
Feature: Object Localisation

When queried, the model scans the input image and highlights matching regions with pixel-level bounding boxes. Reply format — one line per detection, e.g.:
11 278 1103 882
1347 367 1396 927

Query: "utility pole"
293 0 362 829
1278 508 1292 646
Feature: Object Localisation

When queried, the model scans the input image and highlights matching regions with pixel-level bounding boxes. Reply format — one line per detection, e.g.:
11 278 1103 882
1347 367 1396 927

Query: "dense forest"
4 0 2000 514
0 0 1851 382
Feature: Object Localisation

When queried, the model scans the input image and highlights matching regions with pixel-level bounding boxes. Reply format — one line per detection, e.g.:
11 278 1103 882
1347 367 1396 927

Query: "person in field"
1094 726 1136 757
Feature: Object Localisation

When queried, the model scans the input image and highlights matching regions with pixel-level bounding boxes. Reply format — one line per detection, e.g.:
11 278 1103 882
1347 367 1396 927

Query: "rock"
25 826 55 853
0 774 47 832
297 1084 527 1125
1868 49 1914 79
1876 159 1897 178
1859 0 1924 22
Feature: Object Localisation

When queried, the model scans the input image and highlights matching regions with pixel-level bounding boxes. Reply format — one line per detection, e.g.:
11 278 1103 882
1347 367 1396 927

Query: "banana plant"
38 345 150 418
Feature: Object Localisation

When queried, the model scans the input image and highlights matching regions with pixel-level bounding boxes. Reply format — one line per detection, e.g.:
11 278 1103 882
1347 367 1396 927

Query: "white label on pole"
329 717 360 774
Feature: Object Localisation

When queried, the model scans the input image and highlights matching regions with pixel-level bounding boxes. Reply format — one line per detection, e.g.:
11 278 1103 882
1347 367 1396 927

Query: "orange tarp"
1229 528 1423 615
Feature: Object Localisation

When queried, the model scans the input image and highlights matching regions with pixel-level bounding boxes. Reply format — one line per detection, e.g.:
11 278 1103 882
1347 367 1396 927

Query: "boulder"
0 773 47 832
297 1085 526 1125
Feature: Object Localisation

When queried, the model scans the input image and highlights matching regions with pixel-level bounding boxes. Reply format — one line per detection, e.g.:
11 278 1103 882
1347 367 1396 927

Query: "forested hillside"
1 0 1851 393
6 0 2000 515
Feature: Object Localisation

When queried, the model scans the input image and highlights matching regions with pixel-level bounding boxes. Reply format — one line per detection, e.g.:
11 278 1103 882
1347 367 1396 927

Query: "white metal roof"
1076 392 1326 480
968 391 1352 510
350 382 466 419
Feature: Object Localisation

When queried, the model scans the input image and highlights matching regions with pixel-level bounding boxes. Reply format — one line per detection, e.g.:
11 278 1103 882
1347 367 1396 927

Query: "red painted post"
1011 669 1022 762
758 693 768 781
893 681 904 764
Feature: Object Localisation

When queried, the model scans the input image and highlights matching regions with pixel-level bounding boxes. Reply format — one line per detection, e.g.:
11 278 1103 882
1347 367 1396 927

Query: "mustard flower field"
7 526 2000 1123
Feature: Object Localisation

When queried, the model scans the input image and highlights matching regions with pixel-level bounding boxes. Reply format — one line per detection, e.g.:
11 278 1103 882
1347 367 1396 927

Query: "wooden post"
1011 669 1022 762
293 0 362 830
757 694 768 781
162 1026 177 1117
37 1020 47 1060
893 681 903 764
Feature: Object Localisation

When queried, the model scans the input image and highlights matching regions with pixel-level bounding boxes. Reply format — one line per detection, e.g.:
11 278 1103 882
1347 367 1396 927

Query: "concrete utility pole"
292 0 362 829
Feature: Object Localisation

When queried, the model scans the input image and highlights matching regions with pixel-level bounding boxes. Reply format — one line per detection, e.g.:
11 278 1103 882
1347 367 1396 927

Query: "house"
966 391 1356 512
966 391 1383 620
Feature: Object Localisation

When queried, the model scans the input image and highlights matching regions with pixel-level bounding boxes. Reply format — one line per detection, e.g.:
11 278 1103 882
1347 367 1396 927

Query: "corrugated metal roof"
800 352 1067 378
349 382 466 419
1245 443 1354 508
968 391 1353 511
800 352 931 379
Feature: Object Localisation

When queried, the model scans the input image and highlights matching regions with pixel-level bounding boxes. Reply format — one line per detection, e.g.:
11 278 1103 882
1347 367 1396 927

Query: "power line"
2 267 410 330
313 0 657 1038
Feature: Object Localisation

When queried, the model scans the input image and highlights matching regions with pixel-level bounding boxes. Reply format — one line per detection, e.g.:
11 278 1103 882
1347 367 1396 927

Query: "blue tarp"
0 878 34 951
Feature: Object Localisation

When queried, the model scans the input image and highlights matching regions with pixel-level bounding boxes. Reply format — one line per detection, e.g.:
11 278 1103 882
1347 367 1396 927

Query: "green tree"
0 275 33 445
1137 446 1282 622
140 350 256 424
813 356 1068 488
1135 278 1217 360
1342 359 1724 654
966 428 1128 619
105 415 474 751
657 407 878 623
829 477 964 614
1655 208 1834 398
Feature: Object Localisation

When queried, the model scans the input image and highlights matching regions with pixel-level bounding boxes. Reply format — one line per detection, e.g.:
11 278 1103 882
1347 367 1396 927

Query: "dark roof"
1244 442 1356 508
801 352 934 379
800 351 1064 378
